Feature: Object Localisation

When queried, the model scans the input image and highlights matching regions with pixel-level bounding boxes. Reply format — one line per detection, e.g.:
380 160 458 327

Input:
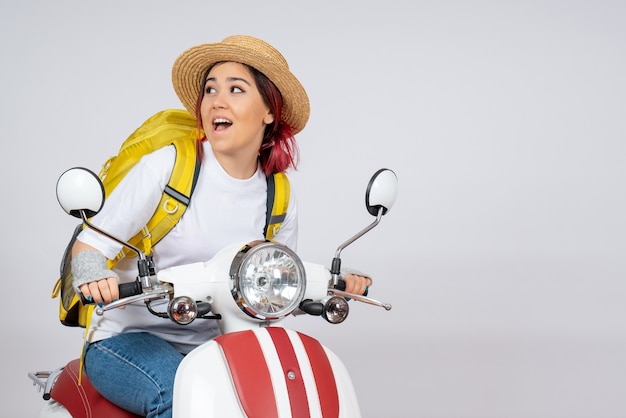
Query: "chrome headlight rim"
230 241 306 321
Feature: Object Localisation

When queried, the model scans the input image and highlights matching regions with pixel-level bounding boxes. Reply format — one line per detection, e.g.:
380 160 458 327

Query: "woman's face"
200 62 274 173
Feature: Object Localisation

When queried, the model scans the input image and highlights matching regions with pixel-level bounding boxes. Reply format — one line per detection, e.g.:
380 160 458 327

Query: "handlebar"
334 279 369 297
78 279 144 305
77 279 173 316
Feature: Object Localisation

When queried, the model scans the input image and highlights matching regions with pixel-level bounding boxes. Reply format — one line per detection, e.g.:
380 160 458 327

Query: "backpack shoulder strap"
122 137 201 258
264 172 290 241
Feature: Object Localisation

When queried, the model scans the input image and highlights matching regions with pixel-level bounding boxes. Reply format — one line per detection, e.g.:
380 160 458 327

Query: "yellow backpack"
52 108 290 327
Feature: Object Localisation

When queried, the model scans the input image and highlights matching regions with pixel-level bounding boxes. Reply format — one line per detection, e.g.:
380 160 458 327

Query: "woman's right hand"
79 277 120 306
72 240 120 306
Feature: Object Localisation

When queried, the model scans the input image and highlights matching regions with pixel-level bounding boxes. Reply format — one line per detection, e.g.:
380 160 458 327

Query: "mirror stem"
80 210 155 289
330 208 383 285
80 210 145 260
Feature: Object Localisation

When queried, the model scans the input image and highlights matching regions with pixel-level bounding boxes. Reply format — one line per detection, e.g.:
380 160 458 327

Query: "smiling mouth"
213 118 232 132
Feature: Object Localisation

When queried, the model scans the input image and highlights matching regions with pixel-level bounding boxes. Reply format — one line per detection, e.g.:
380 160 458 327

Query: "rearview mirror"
56 167 105 219
365 168 398 217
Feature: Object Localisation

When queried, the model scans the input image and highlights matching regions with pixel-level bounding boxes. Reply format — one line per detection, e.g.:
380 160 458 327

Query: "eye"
231 86 243 93
204 86 216 94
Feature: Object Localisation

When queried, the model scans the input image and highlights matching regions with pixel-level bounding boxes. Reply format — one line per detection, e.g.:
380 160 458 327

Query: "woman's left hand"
343 273 372 295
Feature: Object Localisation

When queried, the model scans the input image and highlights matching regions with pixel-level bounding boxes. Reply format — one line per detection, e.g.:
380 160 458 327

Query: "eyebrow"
205 76 252 86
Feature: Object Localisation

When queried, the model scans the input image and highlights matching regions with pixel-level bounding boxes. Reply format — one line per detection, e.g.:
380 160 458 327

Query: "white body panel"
173 341 246 417
37 401 72 418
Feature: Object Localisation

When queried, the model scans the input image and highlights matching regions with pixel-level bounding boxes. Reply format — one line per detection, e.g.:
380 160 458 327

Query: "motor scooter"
29 167 398 417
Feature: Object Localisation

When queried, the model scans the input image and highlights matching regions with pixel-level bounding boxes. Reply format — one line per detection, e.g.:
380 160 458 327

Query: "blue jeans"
84 332 184 418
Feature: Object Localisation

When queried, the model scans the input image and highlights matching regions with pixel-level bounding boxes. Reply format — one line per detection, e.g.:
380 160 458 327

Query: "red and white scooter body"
156 244 362 417
174 327 360 417
35 248 362 417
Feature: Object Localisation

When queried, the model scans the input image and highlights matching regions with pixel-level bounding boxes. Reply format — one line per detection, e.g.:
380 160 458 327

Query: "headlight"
230 241 306 320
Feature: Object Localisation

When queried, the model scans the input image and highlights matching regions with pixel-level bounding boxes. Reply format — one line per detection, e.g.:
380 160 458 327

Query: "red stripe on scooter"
215 330 278 418
298 331 340 418
267 327 310 417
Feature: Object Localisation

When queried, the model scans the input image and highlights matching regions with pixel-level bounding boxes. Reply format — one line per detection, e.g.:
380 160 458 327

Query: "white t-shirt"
77 141 298 353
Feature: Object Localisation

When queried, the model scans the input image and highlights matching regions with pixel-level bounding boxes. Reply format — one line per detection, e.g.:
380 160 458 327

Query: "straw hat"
172 35 310 134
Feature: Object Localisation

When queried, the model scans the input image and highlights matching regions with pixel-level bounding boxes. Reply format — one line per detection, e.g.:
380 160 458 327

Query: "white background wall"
3 1 625 417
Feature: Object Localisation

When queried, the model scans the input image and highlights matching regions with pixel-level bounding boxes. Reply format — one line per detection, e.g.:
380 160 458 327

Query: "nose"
211 90 227 109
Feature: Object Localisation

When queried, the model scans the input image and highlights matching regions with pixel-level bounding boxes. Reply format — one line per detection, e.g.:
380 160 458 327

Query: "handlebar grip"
119 280 143 298
335 279 369 297
78 279 143 304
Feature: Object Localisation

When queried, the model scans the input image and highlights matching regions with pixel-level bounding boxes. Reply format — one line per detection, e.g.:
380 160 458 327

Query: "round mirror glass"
56 167 105 219
365 168 398 216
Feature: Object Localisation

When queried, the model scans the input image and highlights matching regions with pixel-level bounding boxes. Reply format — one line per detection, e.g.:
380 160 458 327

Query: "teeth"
214 118 232 124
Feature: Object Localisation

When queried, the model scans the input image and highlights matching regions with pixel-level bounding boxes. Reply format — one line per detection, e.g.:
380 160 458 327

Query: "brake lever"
95 285 173 315
328 288 392 311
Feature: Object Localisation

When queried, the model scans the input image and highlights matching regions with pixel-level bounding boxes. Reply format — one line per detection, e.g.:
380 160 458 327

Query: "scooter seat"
50 358 142 418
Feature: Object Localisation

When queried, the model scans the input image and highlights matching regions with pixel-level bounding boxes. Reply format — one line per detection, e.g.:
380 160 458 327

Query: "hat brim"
171 36 310 135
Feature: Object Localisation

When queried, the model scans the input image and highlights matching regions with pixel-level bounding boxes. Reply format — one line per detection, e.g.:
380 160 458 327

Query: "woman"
71 35 371 418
